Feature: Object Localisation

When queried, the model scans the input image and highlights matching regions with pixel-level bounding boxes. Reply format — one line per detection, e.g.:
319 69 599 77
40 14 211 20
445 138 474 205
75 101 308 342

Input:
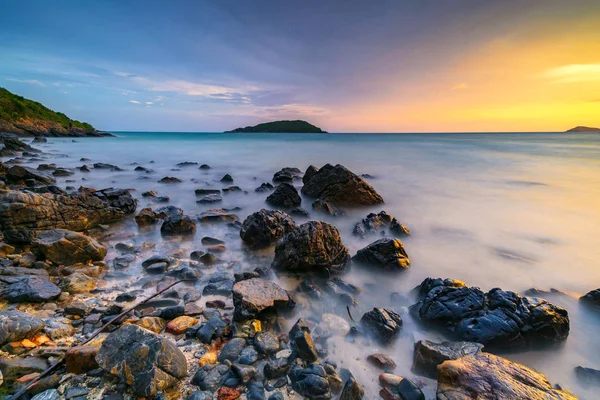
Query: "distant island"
565 126 600 133
225 120 327 133
0 87 111 137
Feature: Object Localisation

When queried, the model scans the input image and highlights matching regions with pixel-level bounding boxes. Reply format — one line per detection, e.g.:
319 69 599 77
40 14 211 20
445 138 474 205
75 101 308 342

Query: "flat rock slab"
31 229 106 265
0 310 45 346
232 278 295 321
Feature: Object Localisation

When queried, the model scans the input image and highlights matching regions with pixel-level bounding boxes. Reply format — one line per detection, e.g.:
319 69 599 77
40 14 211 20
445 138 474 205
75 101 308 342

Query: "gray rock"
340 376 364 400
232 278 295 321
412 340 483 378
289 318 318 362
360 308 402 345
160 214 196 236
6 165 55 185
353 211 409 237
240 209 296 249
266 182 301 208
31 389 60 400
218 338 247 362
0 310 45 346
3 276 61 303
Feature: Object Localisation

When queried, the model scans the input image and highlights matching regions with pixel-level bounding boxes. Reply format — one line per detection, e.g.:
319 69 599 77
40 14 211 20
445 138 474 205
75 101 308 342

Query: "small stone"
166 316 199 335
367 353 397 370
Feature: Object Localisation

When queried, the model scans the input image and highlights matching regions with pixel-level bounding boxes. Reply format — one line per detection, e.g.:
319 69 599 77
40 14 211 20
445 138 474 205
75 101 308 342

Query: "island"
565 126 600 133
225 120 327 133
0 87 111 137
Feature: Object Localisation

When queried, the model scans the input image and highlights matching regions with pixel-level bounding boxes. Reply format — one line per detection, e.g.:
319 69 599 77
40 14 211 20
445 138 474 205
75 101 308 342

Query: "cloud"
5 78 45 87
541 64 600 83
452 82 468 90
129 100 140 104
146 101 153 105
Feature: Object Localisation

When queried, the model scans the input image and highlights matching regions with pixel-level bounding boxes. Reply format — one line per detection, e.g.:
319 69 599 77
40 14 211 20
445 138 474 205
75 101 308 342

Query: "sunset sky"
1 0 599 132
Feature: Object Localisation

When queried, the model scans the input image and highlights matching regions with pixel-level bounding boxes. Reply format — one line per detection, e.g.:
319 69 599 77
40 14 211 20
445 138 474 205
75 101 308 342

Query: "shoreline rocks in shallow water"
31 229 107 265
360 308 402 345
3 276 61 303
0 310 44 346
353 211 409 237
232 278 295 321
160 214 197 236
240 209 296 249
271 221 351 274
353 238 410 271
301 163 384 206
266 182 301 208
412 340 483 378
580 288 600 309
412 277 570 349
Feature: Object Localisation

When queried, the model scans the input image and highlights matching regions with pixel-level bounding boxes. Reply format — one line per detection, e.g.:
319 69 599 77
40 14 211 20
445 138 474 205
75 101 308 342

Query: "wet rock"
191 364 230 391
360 308 402 345
217 386 240 400
290 363 332 400
353 211 409 237
580 288 600 309
142 254 172 268
412 340 483 378
32 136 48 143
159 176 182 183
266 182 301 208
238 346 259 364
231 363 256 383
177 161 198 167
195 189 221 196
575 366 600 386
340 376 364 400
199 164 211 169
353 238 410 271
90 188 137 214
3 276 61 303
43 317 75 340
197 193 222 203
135 207 160 226
232 278 295 321
222 185 242 194
203 276 233 295
96 324 187 397
198 209 239 223
268 394 284 400
271 221 351 274
312 199 344 216
221 174 234 182
397 378 424 400
0 356 48 383
196 317 227 344
52 167 73 177
367 353 397 370
246 381 266 400
142 190 157 197
31 389 60 400
166 316 198 334
319 313 350 337
412 277 570 349
93 162 123 171
0 310 44 346
255 182 274 192
436 352 576 399
134 317 167 334
254 331 280 355
273 167 303 183
290 207 309 217
240 209 296 249
6 165 56 185
198 252 217 265
289 318 318 362
58 272 97 294
31 229 106 265
161 214 196 236
65 345 100 374
301 164 383 206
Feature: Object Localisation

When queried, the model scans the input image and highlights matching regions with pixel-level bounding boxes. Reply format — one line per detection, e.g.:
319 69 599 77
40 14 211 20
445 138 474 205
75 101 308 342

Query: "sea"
30 131 600 398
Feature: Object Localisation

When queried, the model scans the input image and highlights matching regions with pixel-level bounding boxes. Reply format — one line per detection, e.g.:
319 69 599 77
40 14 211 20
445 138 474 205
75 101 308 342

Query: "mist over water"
36 132 600 398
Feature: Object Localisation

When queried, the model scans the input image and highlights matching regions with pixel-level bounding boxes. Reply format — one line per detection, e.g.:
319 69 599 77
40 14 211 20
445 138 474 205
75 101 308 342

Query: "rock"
135 207 159 226
397 379 424 400
195 189 221 196
0 310 44 346
0 189 133 244
197 193 222 203
32 137 48 143
289 318 318 362
43 317 75 340
273 167 303 183
201 236 225 245
255 182 274 192
134 317 167 334
222 185 242 194
196 317 227 344
159 176 182 183
31 229 106 265
290 207 309 217
142 190 157 197
0 356 48 383
31 389 60 400
360 308 402 344
65 345 100 374
246 381 266 400
93 162 122 170
203 276 233 295
199 164 211 169
191 364 230 391
580 288 600 309
6 165 56 185
90 188 137 214
319 313 350 337
232 278 295 321
177 161 198 167
240 209 296 249
52 167 73 177
266 182 301 208
575 366 600 386
254 331 280 355
353 211 409 237
436 352 576 399
412 340 483 378
58 272 97 293
271 221 350 274
412 277 570 349
161 215 196 236
221 174 234 182
312 199 344 216
340 376 364 400
96 324 187 397
65 387 89 399
198 209 239 223
217 386 240 400
301 164 383 206
3 276 61 303
166 316 198 334
231 363 256 383
353 238 410 271
367 353 397 370
290 363 332 400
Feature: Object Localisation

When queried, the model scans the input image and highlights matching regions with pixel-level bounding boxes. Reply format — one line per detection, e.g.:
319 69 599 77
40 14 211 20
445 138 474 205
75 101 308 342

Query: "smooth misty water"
31 132 600 398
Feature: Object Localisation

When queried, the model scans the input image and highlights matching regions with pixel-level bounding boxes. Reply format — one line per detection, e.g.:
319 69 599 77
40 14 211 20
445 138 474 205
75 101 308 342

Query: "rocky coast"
0 134 597 400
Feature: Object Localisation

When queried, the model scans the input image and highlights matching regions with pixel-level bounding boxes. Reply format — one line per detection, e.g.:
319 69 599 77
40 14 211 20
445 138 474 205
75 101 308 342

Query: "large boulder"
271 221 351 274
412 278 570 349
239 209 296 249
31 229 106 265
436 353 576 399
96 324 188 397
301 164 383 206
6 166 56 186
0 310 44 346
353 211 409 237
273 167 303 183
3 276 61 303
232 278 295 321
353 238 410 271
580 288 600 309
412 340 484 378
266 182 301 208
91 188 137 215
0 189 133 244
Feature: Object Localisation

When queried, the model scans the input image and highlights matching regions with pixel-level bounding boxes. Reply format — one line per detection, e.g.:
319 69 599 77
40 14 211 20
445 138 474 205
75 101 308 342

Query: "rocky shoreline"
0 136 596 399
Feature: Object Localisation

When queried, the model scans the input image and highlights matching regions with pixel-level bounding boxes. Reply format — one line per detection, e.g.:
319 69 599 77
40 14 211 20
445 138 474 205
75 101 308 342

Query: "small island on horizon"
565 126 600 133
225 119 327 133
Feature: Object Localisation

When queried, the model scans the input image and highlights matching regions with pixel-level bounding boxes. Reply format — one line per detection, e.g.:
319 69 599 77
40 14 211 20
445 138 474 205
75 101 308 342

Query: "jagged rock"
159 176 182 183
222 185 242 194
353 238 410 271
31 229 106 265
92 188 137 214
161 214 196 236
255 182 274 192
575 366 600 386
353 211 409 237
177 161 198 167
436 353 576 399
6 165 55 185
197 193 222 203
197 209 239 223
220 174 234 182
0 136 38 155
289 318 318 362
301 164 383 206
32 137 48 143
360 308 402 344
312 199 344 216
0 356 48 383
93 162 123 171
340 376 364 400
412 340 483 378
191 364 230 391
3 276 61 303
0 310 44 346
367 353 397 370
412 277 570 349
59 272 97 294
232 278 295 321
240 209 295 249
271 221 350 274
273 167 303 183
580 288 600 309
266 182 301 208
96 324 187 397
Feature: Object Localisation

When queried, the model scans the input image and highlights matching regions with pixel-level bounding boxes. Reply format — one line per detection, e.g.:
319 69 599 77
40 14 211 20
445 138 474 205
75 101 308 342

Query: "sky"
1 0 599 133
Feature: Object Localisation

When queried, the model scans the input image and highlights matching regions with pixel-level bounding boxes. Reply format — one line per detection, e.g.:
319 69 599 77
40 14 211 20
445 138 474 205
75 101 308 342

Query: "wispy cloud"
129 100 140 104
452 82 468 90
541 64 600 83
145 101 153 105
6 78 45 87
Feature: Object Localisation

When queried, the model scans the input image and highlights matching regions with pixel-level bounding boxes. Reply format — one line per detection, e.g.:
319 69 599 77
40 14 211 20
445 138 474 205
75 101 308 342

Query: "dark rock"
201 236 225 245
197 208 239 223
301 164 383 206
232 278 295 321
271 221 351 274
221 174 234 182
290 207 309 217
367 353 397 370
96 324 187 397
115 292 137 302
52 167 73 177
266 182 301 208
199 164 211 169
3 276 61 303
353 211 409 237
412 340 483 378
196 317 227 343
195 189 221 196
246 381 266 400
353 238 410 271
37 163 56 171
158 176 182 183
0 310 44 346
93 162 123 171
273 167 302 183
6 165 56 185
196 193 222 203
231 363 256 383
161 215 196 236
412 277 570 349
188 391 210 400
31 389 60 400
65 345 100 374
254 331 280 355
255 182 274 192
340 376 364 400
580 288 600 309
135 207 159 226
575 366 600 386
0 356 48 383
203 276 233 295
240 209 296 249
290 363 332 400
198 252 217 265
222 185 242 194
289 318 318 362
397 379 424 400
268 393 285 400
32 136 48 143
312 199 344 216
31 229 106 265
360 308 402 345
191 364 230 391
237 346 259 364
177 161 198 167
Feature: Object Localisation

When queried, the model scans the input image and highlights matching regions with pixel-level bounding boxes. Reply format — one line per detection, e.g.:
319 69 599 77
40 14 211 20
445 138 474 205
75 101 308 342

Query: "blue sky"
1 1 599 132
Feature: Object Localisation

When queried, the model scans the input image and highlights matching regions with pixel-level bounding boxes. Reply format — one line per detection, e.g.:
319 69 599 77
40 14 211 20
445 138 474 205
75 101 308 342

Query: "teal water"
30 132 600 397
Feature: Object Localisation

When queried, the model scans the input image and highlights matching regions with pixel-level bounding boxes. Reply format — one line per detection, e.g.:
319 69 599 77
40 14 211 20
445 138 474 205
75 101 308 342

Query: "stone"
240 209 296 249
65 345 100 374
31 229 107 265
232 278 295 321
134 317 167 334
96 324 187 397
255 182 274 192
412 277 570 349
198 209 239 223
231 363 256 383
290 363 332 400
412 340 483 378
93 162 122 170
196 317 227 344
266 182 301 208
360 308 402 345
135 207 159 226
575 366 600 385
580 288 600 309
217 386 240 400
166 316 198 335
340 376 364 400
31 389 60 400
289 318 318 362
273 167 303 183
254 331 280 355
0 310 44 346
301 164 384 206
222 185 242 194
319 313 350 337
191 364 230 391
197 193 222 203
195 189 221 196
436 352 576 399
59 272 96 293
203 276 233 295
220 174 234 182
6 165 56 185
3 276 61 303
159 176 182 183
246 381 266 400
161 215 196 236
397 379 424 400
218 338 247 362
271 221 351 274
367 353 397 370
312 199 344 216
0 356 48 383
43 317 74 340
65 387 89 399
353 238 410 271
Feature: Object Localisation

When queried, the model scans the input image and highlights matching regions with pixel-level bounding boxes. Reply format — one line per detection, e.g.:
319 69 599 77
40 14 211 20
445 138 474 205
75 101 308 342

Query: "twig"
9 279 191 400
346 305 355 322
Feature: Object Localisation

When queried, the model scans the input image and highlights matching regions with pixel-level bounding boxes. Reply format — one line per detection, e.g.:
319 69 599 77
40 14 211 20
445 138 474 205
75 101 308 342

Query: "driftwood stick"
9 279 191 400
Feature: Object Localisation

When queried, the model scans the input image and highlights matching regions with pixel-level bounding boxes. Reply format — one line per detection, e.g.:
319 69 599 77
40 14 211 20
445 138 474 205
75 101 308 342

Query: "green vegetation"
0 87 94 130
225 120 326 133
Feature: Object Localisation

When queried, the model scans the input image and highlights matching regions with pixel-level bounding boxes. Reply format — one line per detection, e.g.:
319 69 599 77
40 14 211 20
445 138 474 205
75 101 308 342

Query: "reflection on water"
27 132 600 398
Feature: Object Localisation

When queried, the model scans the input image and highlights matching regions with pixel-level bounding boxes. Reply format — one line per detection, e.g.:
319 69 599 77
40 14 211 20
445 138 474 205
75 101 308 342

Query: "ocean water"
29 132 600 397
